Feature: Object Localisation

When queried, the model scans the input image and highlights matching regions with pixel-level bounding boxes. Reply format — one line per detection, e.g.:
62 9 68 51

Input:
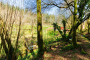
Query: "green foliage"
48 30 55 36
17 50 38 60
83 34 86 37
62 44 74 51
72 58 75 60
52 23 63 36
52 22 68 41
81 49 87 54
0 48 6 59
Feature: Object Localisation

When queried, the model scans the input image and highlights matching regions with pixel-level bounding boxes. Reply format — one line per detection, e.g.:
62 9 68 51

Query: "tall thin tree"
37 0 44 58
72 0 77 48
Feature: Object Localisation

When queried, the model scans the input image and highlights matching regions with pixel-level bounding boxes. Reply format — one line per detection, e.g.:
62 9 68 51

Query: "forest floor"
37 33 90 60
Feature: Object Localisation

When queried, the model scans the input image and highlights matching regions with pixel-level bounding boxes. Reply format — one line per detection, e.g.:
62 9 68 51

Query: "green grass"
72 58 75 60
17 49 38 60
62 44 74 51
0 48 6 60
80 49 87 55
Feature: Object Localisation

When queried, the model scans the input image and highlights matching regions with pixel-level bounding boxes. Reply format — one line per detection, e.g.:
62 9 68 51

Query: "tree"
0 3 22 60
67 0 90 41
37 0 44 58
62 19 67 40
41 0 90 46
87 18 90 34
72 0 77 48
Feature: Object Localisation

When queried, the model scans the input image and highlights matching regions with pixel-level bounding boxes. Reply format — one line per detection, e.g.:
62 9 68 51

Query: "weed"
72 58 75 60
62 44 74 51
81 49 87 54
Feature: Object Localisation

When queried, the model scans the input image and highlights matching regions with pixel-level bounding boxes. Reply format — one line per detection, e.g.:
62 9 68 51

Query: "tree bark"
88 24 90 34
72 0 77 48
37 0 44 58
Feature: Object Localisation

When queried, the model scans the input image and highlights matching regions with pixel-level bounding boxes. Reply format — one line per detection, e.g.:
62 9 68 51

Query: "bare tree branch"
64 0 74 14
42 1 68 8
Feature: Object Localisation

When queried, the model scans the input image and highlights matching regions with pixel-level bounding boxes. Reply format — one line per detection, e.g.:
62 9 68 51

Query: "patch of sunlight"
51 47 56 51
76 54 89 60
28 45 38 50
30 55 33 59
20 46 26 55
55 56 66 60
44 53 52 57
25 34 31 37
77 42 83 44
33 49 38 54
54 55 67 60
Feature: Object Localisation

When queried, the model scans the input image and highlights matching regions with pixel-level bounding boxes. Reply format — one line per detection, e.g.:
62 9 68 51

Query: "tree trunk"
80 23 82 33
88 24 90 34
63 20 66 40
31 20 33 38
37 0 44 58
72 0 77 48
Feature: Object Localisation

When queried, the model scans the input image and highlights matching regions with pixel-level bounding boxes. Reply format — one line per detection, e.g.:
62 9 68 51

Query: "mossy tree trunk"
84 21 87 31
80 23 82 33
72 0 77 48
37 0 44 58
87 19 90 34
88 24 90 34
62 20 66 40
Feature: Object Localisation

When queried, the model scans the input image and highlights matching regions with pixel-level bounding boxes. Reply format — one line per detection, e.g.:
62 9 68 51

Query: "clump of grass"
81 49 87 54
17 49 38 60
62 44 74 51
83 34 86 37
72 58 75 60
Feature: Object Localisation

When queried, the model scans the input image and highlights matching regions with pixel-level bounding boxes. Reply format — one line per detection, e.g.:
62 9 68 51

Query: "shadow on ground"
40 34 90 60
